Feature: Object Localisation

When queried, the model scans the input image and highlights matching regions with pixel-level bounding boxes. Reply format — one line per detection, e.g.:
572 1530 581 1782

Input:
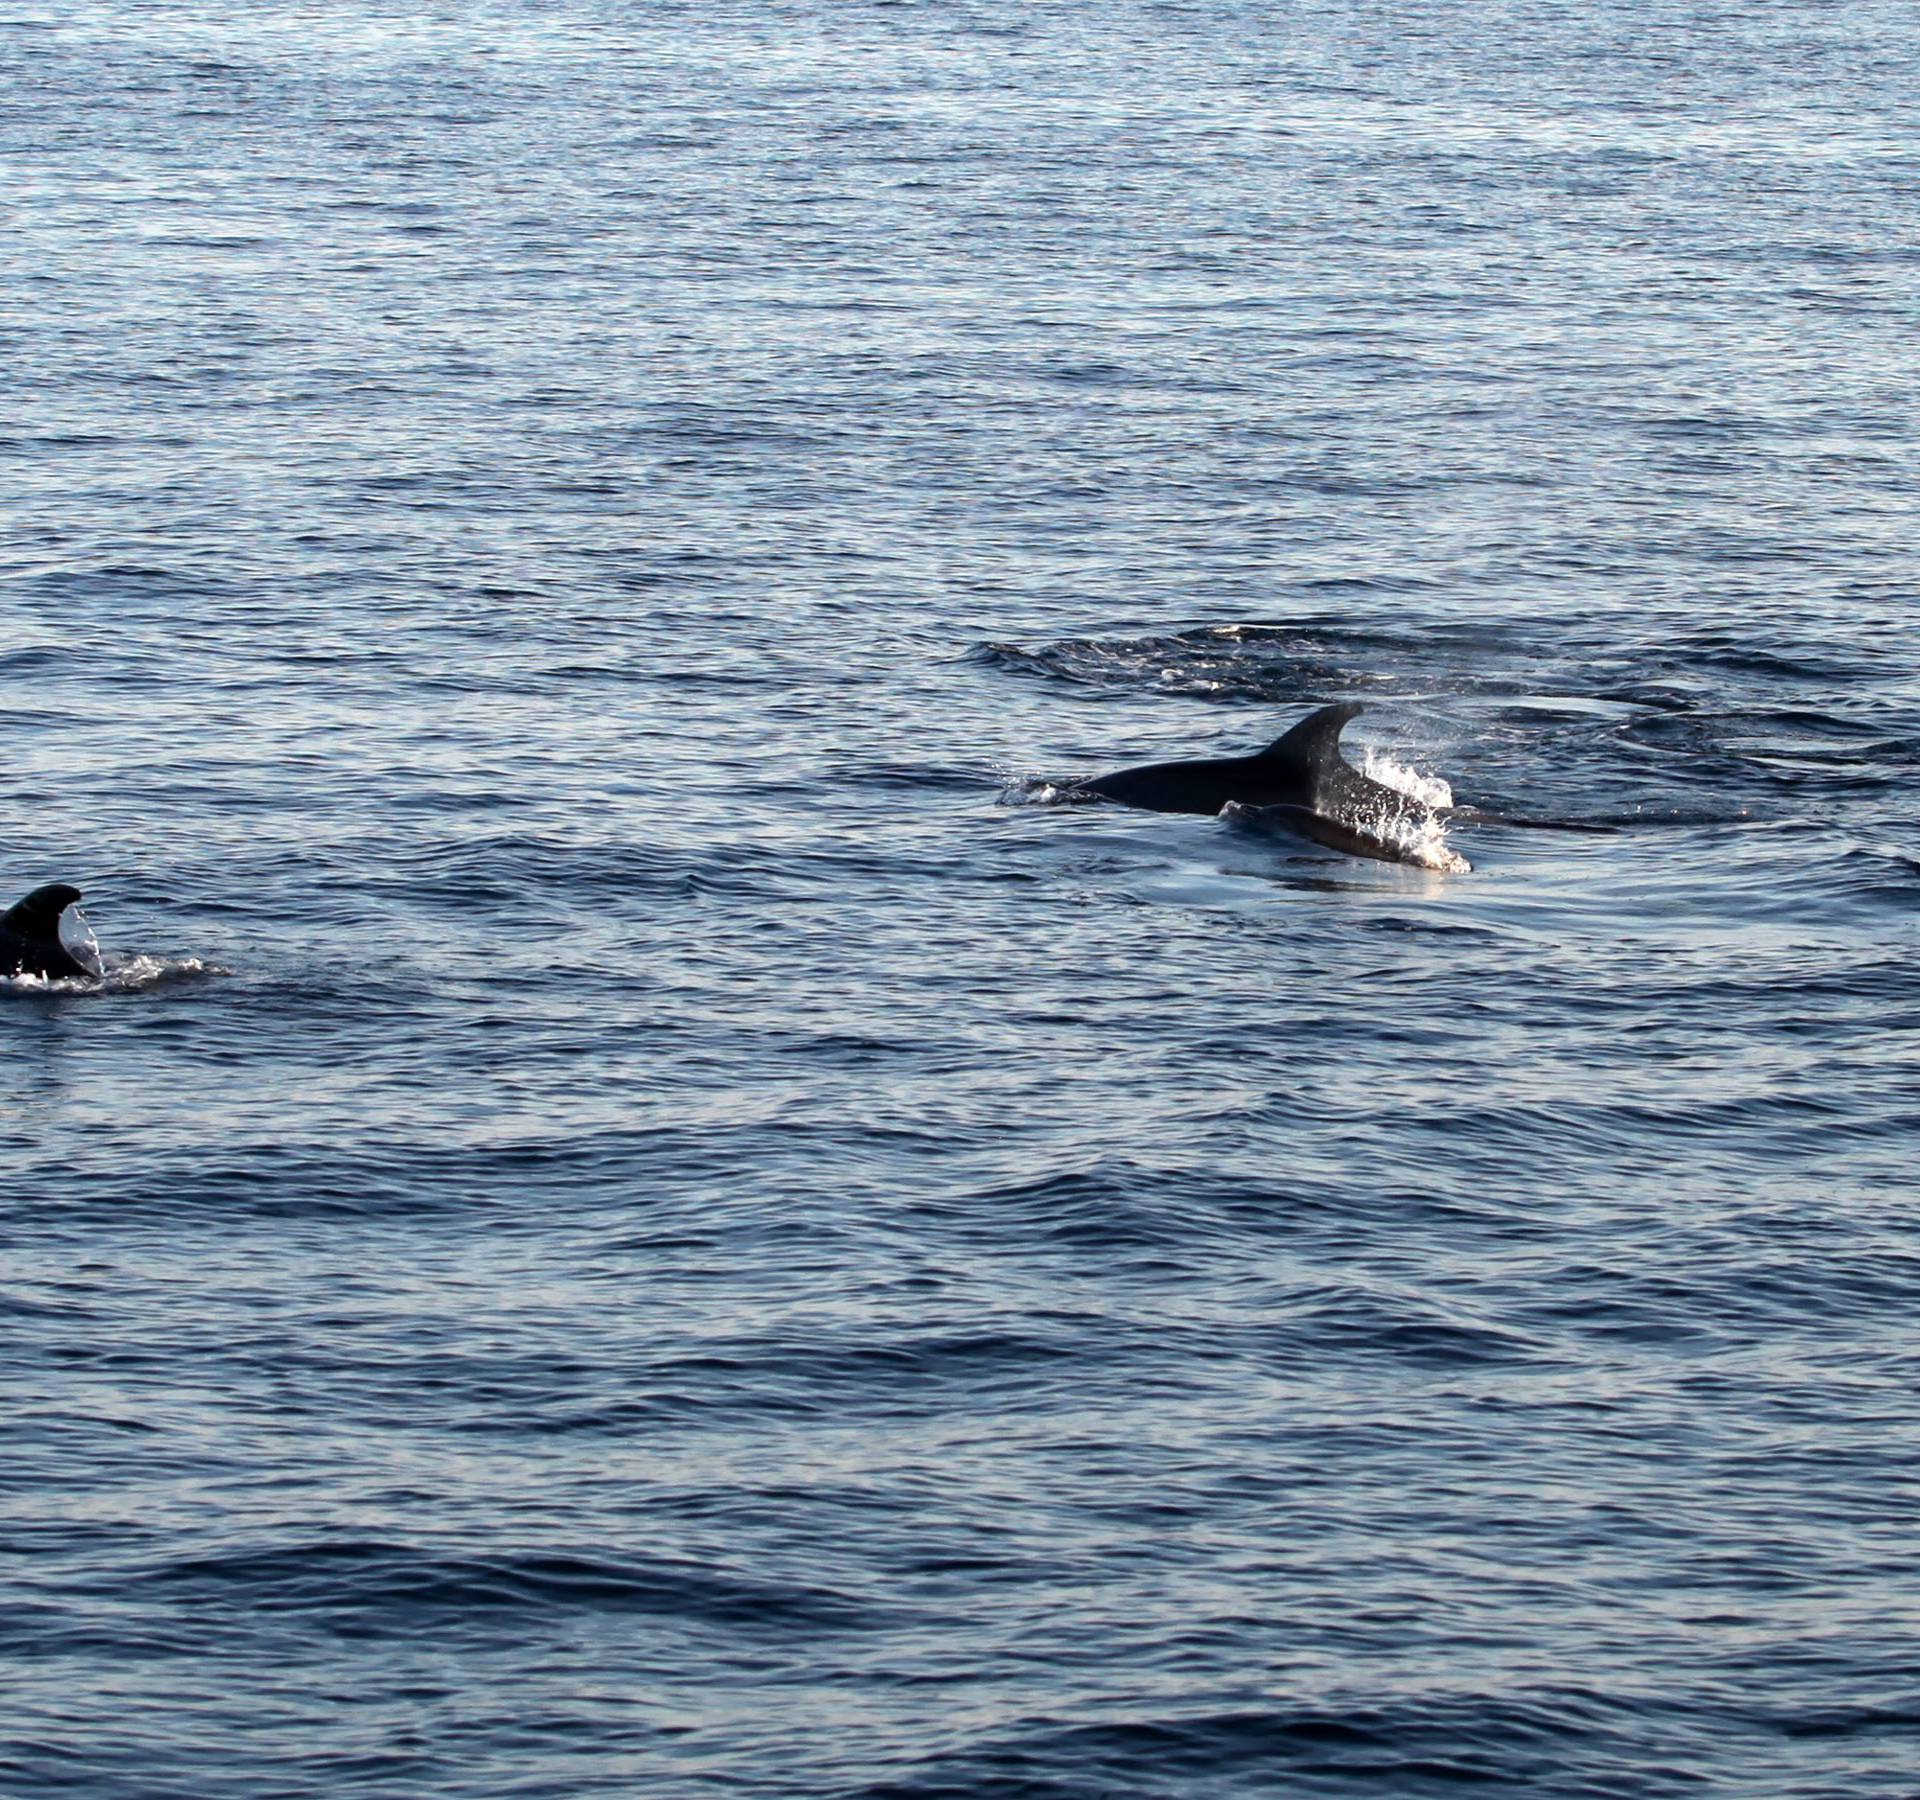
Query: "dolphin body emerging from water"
0 884 100 979
1064 702 1466 869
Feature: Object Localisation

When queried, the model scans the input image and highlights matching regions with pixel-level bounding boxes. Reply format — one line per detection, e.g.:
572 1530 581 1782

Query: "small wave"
1832 846 1920 912
972 620 1558 705
870 1683 1659 1796
125 1539 884 1635
972 623 1399 703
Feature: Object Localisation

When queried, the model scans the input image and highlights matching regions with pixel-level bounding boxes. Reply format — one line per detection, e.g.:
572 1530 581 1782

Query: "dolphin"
1065 702 1468 870
0 884 102 980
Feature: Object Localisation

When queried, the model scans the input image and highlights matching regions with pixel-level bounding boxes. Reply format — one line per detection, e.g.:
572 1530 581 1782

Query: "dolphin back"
1075 702 1370 815
1068 700 1464 868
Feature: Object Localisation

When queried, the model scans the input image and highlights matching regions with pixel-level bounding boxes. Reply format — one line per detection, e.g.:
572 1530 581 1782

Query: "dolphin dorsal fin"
1 884 80 939
1256 702 1364 768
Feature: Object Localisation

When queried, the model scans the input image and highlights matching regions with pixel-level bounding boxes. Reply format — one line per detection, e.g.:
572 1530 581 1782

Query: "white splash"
1 955 222 997
1359 747 1455 811
998 776 1074 806
101 954 223 992
1374 812 1472 876
1343 747 1469 871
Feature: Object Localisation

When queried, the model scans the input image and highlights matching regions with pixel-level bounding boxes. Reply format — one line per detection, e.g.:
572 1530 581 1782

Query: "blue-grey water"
6 2 1919 1794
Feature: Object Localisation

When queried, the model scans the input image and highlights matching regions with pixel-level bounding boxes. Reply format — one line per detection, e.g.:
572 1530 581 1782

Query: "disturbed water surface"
6 1 1920 1794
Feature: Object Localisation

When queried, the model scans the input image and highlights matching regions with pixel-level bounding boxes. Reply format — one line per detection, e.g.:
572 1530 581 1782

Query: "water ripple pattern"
5 1 1919 1795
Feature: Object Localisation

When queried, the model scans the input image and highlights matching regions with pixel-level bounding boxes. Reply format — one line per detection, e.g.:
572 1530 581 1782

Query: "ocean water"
5 1 1919 1794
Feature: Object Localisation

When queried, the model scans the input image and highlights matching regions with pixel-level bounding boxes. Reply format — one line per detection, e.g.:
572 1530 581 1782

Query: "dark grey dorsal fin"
1255 702 1364 769
1 883 81 941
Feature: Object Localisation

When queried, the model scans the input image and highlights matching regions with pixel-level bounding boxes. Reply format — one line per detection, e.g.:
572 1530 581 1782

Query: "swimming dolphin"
1065 702 1467 869
1071 702 1391 815
0 884 100 979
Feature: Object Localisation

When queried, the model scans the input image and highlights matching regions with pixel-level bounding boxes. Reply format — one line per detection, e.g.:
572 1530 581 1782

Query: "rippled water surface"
7 2 1920 1794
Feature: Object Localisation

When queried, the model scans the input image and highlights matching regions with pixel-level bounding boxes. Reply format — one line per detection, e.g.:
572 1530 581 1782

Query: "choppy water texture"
6 2 1920 1794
